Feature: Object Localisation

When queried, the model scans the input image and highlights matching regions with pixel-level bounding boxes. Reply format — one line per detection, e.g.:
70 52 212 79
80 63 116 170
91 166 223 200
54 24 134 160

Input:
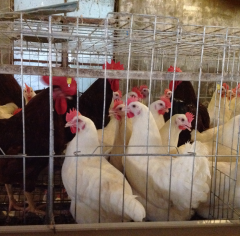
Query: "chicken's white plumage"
125 100 210 220
197 161 240 219
0 102 18 119
208 84 231 127
62 111 145 223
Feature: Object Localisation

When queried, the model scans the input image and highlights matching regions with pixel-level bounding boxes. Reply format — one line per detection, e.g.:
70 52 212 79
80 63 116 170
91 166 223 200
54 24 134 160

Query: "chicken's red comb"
117 90 122 98
102 59 124 70
160 96 171 109
132 87 143 99
42 76 77 96
25 83 30 93
168 65 182 72
127 97 138 106
223 83 229 90
169 81 182 91
186 112 194 123
66 108 81 122
113 100 124 109
164 89 171 95
139 85 148 91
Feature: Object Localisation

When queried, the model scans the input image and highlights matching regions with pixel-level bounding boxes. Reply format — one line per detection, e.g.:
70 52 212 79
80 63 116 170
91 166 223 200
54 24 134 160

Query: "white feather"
62 115 145 223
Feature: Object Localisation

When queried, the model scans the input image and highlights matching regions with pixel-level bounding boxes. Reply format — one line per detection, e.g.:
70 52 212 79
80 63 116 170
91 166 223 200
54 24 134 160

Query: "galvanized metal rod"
121 13 134 222
47 15 55 226
191 26 206 217
145 15 157 220
167 19 180 221
97 15 110 223
20 12 26 224
73 16 80 222
212 27 229 218
230 121 240 219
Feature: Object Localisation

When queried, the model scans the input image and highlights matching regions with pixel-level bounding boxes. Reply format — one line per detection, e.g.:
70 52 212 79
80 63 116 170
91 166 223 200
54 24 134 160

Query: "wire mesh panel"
0 11 239 230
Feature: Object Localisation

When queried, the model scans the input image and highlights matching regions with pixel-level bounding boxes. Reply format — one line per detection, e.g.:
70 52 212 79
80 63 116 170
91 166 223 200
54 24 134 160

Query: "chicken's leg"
5 184 24 212
24 191 46 215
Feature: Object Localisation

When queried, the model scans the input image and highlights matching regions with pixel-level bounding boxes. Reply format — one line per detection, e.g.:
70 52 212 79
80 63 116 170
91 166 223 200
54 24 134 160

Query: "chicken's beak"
185 122 192 131
122 106 129 113
65 119 77 128
65 122 72 128
108 110 116 117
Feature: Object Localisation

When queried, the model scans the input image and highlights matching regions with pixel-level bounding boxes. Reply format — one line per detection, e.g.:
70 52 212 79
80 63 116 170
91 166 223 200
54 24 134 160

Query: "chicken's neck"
98 115 120 147
66 122 100 157
128 107 162 154
160 117 182 151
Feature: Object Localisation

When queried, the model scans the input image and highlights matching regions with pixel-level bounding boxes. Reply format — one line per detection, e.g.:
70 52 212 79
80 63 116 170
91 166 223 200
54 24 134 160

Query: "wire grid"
0 12 239 225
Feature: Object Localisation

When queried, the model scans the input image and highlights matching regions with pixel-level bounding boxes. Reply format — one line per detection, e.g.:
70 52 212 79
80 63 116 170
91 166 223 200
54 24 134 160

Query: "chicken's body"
109 104 132 172
192 115 240 151
197 161 240 219
97 101 124 155
62 111 145 223
125 100 210 221
0 74 22 107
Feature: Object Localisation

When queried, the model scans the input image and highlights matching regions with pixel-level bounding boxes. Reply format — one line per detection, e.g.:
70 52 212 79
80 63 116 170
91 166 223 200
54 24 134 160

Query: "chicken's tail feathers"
105 193 145 222
119 194 146 222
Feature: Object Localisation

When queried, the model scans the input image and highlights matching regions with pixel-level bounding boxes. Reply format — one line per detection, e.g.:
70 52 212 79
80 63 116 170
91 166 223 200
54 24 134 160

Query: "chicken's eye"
132 104 136 108
119 107 122 110
181 118 184 122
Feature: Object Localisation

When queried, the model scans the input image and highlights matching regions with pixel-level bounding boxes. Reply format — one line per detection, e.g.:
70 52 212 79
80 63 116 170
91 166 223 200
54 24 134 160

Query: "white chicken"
163 88 172 99
23 83 36 104
97 100 124 154
191 115 240 151
122 87 143 104
125 99 210 221
62 109 146 223
150 96 171 130
160 112 194 153
109 102 132 172
197 161 240 219
230 84 240 118
0 102 18 119
190 115 240 163
208 83 231 127
139 85 152 106
109 90 122 109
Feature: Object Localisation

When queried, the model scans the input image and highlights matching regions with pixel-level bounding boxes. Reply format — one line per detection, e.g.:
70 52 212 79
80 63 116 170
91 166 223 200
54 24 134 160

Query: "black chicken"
0 61 122 214
164 81 210 147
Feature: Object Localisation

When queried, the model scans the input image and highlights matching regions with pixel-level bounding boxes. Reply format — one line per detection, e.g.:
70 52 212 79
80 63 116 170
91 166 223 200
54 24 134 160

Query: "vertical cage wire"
47 15 55 226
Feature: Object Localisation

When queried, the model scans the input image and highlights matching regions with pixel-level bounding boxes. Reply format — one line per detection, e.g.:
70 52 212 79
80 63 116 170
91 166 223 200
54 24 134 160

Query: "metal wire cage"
0 10 239 234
